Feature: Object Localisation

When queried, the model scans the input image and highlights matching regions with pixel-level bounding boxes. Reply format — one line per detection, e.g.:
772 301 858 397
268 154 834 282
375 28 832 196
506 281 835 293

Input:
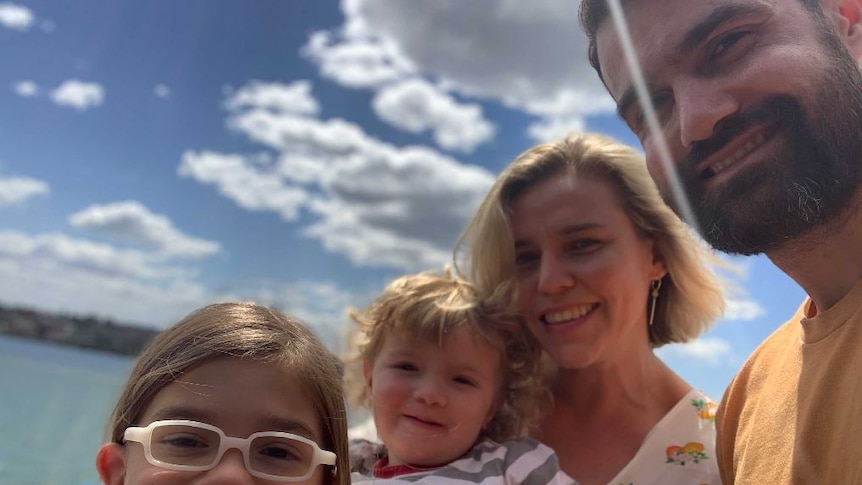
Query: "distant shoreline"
0 304 158 357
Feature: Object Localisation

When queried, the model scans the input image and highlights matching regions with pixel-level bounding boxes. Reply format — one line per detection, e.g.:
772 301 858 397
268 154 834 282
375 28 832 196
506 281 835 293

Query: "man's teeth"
705 132 767 178
544 304 595 324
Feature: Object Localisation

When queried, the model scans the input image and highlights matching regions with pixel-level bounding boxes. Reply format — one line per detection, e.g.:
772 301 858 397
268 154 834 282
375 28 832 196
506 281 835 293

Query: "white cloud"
302 30 412 89
12 80 38 97
178 151 310 221
69 201 221 259
0 230 183 281
154 84 171 99
50 80 105 110
225 80 319 116
222 280 362 353
724 297 768 321
304 0 615 142
658 338 734 366
0 176 49 206
0 3 34 31
372 78 495 152
0 251 207 329
0 229 358 334
179 80 495 270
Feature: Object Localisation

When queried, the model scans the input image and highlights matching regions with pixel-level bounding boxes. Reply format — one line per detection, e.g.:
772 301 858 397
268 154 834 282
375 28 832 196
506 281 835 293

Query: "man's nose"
676 80 740 148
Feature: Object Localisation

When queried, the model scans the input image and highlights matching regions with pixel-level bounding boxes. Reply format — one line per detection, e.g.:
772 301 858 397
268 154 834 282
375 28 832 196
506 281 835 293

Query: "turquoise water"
0 335 133 485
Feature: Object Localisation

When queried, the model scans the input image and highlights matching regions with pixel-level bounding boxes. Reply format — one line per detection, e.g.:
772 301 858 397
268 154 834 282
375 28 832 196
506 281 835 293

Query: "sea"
0 335 133 485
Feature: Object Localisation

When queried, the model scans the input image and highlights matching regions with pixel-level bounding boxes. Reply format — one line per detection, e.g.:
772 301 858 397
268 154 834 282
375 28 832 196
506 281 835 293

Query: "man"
579 0 862 483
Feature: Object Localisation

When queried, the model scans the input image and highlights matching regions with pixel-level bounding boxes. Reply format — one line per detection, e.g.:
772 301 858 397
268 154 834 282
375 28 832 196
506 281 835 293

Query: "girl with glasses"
95 302 349 485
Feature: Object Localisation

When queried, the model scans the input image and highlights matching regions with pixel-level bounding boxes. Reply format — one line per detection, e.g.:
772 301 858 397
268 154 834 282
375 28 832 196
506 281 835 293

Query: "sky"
0 0 806 400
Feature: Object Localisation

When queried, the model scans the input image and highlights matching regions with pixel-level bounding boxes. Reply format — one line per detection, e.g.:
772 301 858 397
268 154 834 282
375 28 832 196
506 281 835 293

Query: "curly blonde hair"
344 268 547 441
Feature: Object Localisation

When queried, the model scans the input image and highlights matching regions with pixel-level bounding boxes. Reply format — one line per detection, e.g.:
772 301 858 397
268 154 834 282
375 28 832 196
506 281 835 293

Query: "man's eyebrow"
678 3 766 56
616 3 766 121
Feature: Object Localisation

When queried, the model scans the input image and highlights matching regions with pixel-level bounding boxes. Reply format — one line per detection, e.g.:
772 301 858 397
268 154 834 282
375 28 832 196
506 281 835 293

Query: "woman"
457 133 725 485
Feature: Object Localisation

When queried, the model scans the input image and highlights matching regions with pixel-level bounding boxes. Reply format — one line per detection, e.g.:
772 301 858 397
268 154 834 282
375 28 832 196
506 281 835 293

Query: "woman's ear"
95 443 126 485
650 241 668 281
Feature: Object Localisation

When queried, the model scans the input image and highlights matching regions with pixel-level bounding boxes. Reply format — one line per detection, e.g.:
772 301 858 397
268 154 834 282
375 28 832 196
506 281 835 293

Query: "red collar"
373 456 439 478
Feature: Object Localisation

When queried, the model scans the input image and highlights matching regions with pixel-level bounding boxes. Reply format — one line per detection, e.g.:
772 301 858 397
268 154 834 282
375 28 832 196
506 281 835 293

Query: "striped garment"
351 438 577 484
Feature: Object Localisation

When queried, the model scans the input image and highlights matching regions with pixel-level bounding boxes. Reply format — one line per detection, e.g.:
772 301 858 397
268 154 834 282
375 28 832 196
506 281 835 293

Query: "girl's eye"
258 443 303 462
160 435 209 449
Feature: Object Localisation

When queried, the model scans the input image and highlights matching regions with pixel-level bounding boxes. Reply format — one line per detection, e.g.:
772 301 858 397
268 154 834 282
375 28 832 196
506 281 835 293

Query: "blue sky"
0 0 805 400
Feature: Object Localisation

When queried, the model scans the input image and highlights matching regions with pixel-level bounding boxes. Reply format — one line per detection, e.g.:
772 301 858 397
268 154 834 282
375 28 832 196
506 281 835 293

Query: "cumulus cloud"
0 230 183 281
724 297 767 321
303 30 412 89
221 280 363 352
69 201 221 259
0 228 354 334
179 151 310 221
154 84 171 99
50 80 105 110
304 0 615 142
0 233 208 328
658 337 734 366
12 80 38 97
0 3 34 31
180 80 494 270
225 80 319 116
0 176 49 206
372 78 495 152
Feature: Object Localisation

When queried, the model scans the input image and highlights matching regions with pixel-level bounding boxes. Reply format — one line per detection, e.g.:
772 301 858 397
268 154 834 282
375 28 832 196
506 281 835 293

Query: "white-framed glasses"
123 419 337 482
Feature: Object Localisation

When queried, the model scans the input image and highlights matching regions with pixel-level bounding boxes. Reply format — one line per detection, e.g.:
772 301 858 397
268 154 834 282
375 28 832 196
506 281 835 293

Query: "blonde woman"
458 133 725 485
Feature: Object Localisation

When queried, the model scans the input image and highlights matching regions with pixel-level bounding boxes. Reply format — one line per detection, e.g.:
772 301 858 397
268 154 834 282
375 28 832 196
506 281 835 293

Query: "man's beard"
671 52 862 255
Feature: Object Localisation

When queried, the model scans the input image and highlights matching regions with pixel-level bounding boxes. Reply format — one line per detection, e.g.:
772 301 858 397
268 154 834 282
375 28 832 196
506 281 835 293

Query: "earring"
648 278 663 327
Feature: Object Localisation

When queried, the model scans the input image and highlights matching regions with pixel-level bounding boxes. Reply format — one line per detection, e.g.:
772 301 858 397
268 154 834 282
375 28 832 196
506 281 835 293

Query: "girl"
345 269 575 484
95 302 350 485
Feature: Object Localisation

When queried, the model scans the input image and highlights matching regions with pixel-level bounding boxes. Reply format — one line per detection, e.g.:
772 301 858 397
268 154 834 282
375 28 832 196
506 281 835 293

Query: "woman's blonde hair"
107 302 350 485
344 268 546 441
456 132 725 347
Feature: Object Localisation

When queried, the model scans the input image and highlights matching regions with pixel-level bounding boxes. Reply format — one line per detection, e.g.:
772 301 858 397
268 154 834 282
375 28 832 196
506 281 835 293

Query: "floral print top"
609 389 720 485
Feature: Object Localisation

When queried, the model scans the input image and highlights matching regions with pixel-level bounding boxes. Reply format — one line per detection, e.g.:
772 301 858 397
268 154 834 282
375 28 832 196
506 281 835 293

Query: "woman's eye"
567 239 599 252
515 251 537 266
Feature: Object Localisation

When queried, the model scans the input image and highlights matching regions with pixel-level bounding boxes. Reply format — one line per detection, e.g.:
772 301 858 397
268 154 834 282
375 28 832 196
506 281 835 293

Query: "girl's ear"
96 443 126 485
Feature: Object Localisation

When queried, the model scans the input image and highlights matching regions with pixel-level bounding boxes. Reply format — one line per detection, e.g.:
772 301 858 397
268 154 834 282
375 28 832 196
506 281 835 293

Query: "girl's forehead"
138 357 324 442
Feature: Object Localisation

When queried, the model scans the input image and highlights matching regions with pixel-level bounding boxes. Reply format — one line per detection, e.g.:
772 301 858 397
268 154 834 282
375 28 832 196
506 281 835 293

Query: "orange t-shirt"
716 278 862 484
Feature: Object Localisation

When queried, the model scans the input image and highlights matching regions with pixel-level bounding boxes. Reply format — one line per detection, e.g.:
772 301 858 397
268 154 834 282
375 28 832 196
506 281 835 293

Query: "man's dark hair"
579 0 823 85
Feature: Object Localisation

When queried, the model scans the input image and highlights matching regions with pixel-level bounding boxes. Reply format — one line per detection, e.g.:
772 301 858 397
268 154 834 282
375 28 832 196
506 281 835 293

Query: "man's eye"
567 239 600 252
712 30 750 58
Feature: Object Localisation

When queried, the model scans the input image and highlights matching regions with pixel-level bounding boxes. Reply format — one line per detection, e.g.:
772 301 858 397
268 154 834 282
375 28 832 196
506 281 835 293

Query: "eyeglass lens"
150 423 317 477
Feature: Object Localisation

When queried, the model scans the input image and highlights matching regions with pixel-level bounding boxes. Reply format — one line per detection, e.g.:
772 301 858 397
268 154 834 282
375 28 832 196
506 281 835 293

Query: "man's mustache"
682 98 798 170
